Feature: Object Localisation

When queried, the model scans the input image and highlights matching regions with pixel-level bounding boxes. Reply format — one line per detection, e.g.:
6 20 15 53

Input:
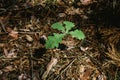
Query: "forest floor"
0 1 120 80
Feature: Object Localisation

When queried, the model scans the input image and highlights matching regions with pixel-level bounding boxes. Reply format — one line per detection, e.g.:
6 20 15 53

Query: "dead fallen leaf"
3 47 8 56
7 51 17 58
18 73 28 80
9 30 18 39
3 48 17 58
80 69 91 80
80 0 92 5
79 65 85 74
25 35 33 42
0 70 3 75
2 65 15 72
7 27 18 39
97 74 107 80
80 46 89 52
56 0 66 6
65 7 83 15
41 35 47 40
58 13 66 18
42 57 58 79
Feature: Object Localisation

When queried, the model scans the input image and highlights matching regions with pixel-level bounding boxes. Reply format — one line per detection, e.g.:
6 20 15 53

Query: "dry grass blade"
54 58 76 80
106 43 120 66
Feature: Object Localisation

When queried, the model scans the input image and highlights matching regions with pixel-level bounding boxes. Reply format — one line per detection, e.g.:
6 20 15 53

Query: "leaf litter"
0 0 120 80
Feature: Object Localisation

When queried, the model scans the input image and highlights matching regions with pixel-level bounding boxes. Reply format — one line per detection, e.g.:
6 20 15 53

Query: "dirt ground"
0 0 120 80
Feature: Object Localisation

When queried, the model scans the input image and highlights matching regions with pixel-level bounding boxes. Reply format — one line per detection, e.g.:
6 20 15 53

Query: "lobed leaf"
69 30 85 40
45 33 64 49
63 21 75 33
46 21 85 49
51 22 65 32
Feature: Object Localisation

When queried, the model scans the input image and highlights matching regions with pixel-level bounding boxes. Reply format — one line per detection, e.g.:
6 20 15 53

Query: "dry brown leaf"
80 69 91 80
18 73 28 80
7 51 17 58
25 35 33 42
3 47 8 56
7 27 18 39
97 74 107 80
9 30 18 39
3 48 17 58
56 0 66 6
41 35 47 40
42 57 58 79
80 46 89 52
81 0 92 5
2 65 15 72
79 65 85 74
58 13 66 18
65 7 82 15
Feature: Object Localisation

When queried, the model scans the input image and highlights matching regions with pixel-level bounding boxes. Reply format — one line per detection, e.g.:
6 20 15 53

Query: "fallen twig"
54 58 76 80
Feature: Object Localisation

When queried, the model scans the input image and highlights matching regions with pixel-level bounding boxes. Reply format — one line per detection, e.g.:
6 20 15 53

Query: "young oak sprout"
45 21 85 49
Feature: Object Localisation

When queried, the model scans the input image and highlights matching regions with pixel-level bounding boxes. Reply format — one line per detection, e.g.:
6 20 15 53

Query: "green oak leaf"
69 30 85 40
63 21 75 33
45 21 85 49
52 22 65 32
45 33 64 49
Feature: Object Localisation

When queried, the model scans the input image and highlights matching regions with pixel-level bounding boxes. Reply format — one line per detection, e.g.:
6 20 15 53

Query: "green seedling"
45 21 85 49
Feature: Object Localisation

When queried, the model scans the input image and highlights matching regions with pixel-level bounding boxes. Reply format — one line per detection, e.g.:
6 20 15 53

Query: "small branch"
54 58 76 80
0 32 41 35
29 48 34 80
